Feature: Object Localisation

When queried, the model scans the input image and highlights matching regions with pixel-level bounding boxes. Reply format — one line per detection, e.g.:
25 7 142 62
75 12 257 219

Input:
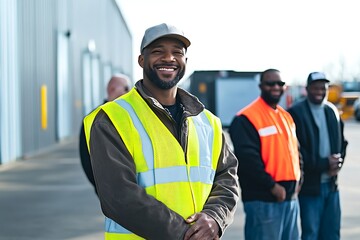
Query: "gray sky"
116 0 360 85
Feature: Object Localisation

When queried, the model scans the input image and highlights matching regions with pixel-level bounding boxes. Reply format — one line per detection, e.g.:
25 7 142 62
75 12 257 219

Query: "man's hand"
184 212 219 240
328 154 342 176
271 183 286 202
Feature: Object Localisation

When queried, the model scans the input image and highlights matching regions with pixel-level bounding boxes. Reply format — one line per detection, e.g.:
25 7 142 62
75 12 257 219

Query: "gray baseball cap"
140 23 191 53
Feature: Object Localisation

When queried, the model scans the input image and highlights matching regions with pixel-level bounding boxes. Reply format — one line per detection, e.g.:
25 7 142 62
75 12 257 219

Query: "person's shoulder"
288 98 306 110
237 98 259 115
94 108 108 119
202 108 216 117
325 101 339 113
85 107 110 126
230 114 251 129
201 109 223 129
324 101 342 121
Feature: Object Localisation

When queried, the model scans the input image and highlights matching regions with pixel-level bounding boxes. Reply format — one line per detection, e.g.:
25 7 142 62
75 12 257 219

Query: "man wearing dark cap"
288 72 348 240
83 23 240 240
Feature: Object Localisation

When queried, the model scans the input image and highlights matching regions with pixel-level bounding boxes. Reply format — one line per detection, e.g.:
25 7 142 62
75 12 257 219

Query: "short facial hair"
261 90 283 105
144 65 185 90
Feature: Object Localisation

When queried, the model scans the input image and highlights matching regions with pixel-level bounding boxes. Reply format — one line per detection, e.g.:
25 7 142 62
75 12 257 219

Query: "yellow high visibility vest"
84 88 223 239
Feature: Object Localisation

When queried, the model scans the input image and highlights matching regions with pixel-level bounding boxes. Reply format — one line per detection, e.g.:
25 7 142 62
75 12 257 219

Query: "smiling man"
288 72 348 240
83 23 240 240
229 69 303 240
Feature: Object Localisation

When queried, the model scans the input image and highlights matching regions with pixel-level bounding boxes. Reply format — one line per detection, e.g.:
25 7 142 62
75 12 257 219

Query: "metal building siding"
19 0 38 155
35 0 57 149
0 0 21 164
103 1 133 79
1 0 132 162
69 0 133 131
19 0 57 156
70 0 106 130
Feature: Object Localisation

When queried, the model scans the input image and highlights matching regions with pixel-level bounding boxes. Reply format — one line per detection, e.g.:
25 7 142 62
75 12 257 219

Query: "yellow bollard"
41 85 48 130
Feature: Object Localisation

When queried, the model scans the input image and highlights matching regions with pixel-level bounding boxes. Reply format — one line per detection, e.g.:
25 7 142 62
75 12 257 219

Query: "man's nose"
162 52 176 62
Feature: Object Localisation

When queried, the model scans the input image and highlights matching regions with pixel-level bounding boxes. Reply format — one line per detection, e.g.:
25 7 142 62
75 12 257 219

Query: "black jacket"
229 114 302 202
79 123 97 195
288 99 348 196
79 100 107 196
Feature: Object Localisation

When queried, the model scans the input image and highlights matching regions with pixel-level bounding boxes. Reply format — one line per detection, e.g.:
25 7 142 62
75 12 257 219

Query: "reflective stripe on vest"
240 97 300 182
84 88 222 239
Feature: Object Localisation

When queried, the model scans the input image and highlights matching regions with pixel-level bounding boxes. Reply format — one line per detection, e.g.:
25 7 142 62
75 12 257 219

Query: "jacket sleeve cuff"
201 210 224 237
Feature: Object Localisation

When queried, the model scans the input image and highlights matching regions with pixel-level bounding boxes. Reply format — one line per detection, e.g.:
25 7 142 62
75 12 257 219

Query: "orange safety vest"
239 97 300 181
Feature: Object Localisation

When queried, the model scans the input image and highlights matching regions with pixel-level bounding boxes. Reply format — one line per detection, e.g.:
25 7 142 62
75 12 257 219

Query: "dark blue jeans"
243 199 300 240
299 182 341 240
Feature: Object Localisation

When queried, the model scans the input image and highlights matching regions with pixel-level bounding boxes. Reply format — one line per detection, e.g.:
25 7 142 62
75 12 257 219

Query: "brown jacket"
89 80 240 240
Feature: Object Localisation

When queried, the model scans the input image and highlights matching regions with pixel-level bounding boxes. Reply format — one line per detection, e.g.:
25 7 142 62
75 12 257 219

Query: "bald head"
107 74 131 101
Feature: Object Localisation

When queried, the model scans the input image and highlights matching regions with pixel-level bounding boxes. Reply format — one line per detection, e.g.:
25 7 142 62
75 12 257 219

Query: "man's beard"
261 91 283 105
144 66 185 90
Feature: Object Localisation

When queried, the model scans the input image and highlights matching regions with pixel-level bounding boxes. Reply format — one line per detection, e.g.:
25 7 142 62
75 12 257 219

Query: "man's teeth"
158 68 175 71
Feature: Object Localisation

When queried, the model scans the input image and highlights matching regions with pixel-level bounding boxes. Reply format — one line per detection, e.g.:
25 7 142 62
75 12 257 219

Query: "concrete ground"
0 120 359 240
0 138 103 240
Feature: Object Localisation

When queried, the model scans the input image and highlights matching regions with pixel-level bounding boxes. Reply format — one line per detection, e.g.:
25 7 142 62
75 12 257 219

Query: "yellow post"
41 85 48 130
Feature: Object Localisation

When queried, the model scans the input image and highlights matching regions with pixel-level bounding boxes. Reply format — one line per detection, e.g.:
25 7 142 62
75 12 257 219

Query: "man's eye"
151 49 162 54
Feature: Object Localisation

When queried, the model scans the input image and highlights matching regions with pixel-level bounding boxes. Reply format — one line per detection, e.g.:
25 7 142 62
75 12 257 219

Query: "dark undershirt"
163 100 182 125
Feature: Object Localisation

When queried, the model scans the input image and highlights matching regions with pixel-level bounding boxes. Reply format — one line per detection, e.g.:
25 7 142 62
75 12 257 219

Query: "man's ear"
138 55 144 68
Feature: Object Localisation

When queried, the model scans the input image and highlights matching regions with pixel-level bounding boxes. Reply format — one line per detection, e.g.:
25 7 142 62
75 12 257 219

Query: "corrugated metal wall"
1 0 132 162
0 0 21 164
70 0 133 123
18 0 57 155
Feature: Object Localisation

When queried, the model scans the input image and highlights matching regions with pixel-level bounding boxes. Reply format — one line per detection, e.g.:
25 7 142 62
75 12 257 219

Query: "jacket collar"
134 80 204 118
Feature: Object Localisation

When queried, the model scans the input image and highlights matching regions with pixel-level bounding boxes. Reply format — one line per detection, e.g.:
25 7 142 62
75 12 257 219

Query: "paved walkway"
0 138 103 240
1 120 360 239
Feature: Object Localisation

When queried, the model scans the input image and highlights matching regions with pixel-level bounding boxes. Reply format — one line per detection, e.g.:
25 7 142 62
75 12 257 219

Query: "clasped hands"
183 212 219 240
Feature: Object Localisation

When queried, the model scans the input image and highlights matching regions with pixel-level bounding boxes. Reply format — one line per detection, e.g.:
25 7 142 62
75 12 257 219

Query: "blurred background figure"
288 72 348 240
229 68 302 240
106 74 131 102
79 74 131 196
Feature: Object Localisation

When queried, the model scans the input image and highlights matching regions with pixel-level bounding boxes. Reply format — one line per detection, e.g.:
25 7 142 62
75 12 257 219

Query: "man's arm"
90 110 189 240
288 106 329 173
79 123 97 193
198 133 240 237
340 118 348 160
297 139 304 191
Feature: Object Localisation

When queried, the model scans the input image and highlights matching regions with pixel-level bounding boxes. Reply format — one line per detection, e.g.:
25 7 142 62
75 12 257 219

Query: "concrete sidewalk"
0 138 104 240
